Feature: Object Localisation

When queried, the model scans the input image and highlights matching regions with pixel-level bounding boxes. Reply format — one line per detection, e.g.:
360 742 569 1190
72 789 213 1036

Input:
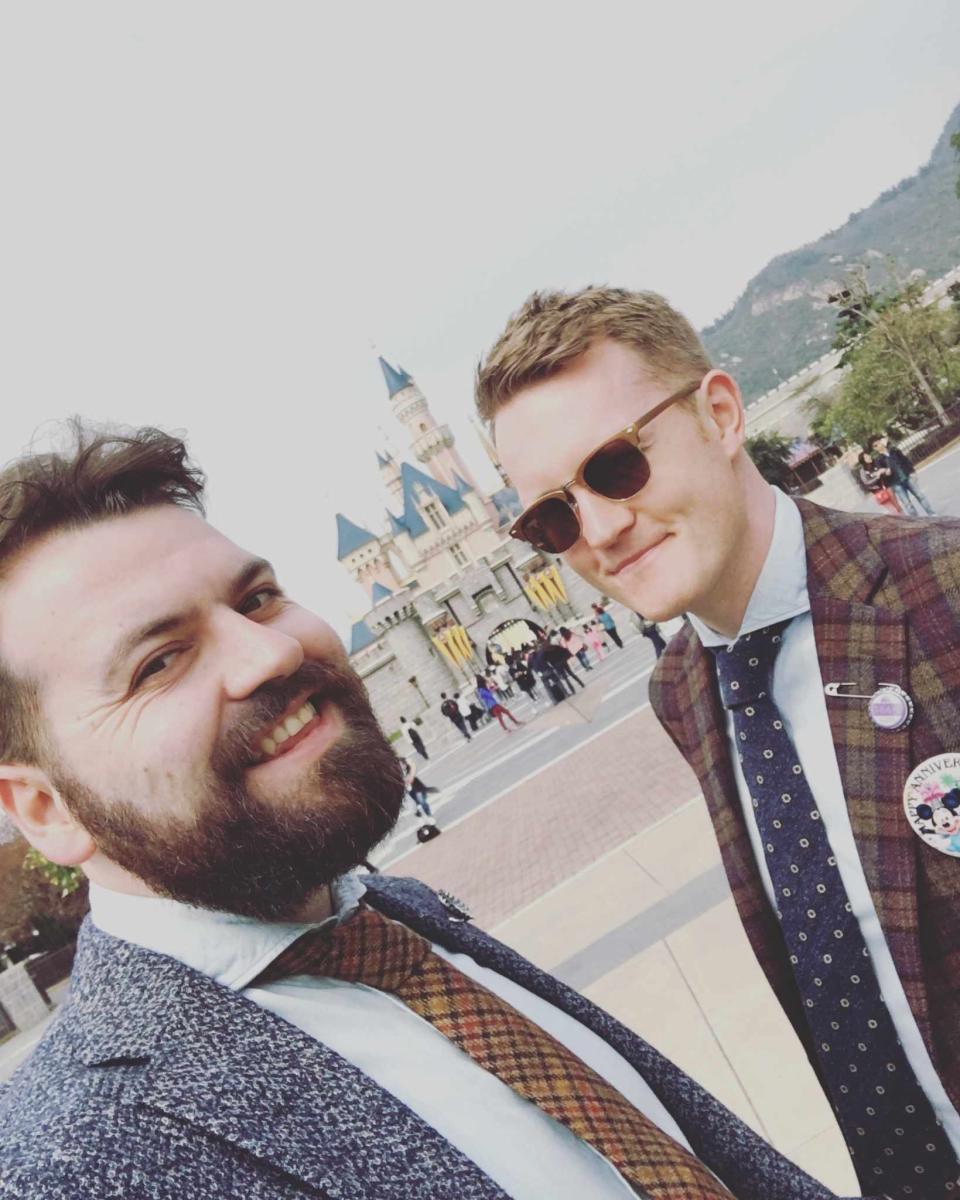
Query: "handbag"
875 486 893 504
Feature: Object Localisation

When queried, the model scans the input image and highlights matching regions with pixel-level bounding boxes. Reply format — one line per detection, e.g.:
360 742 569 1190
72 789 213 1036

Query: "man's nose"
215 609 305 700
571 487 636 548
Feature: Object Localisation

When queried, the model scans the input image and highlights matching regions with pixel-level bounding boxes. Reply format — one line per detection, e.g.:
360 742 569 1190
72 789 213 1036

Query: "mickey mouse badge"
903 753 960 857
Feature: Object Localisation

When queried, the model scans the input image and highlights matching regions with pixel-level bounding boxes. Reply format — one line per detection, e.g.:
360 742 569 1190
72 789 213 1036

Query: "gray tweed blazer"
0 876 852 1199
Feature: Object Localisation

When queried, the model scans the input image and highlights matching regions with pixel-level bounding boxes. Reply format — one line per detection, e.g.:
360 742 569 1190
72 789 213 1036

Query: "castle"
335 358 609 738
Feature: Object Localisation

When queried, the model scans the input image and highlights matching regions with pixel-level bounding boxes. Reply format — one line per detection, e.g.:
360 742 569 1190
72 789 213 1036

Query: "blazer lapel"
69 920 509 1200
801 500 930 1041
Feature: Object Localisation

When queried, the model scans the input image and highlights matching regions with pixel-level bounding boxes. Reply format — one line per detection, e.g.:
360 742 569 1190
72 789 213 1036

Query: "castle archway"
485 616 545 659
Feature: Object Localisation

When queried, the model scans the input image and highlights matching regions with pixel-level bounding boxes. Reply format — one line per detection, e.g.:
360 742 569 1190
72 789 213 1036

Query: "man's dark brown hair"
0 419 206 765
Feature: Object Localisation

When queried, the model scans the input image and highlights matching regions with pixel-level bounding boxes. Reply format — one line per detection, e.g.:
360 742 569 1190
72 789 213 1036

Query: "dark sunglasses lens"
582 438 649 499
518 495 581 553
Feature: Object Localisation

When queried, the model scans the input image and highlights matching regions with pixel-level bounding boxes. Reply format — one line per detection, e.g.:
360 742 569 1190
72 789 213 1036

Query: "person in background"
512 655 540 704
584 621 607 660
636 615 667 659
399 715 428 761
856 448 901 514
593 602 624 648
455 690 481 734
545 634 585 692
493 660 515 698
873 436 936 516
401 756 438 821
558 626 592 671
439 691 471 741
475 674 524 732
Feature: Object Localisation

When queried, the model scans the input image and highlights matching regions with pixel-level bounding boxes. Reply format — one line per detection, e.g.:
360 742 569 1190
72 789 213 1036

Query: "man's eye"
238 586 283 616
133 650 179 690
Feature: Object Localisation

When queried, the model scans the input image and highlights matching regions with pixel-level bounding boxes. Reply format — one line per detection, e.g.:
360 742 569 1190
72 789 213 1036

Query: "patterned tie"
711 620 960 1199
254 904 733 1200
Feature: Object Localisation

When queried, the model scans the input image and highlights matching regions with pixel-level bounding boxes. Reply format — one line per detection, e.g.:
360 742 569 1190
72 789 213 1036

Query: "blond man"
479 286 960 1198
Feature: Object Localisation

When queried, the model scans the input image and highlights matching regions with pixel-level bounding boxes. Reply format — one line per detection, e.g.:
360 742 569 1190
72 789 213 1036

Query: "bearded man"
0 422 855 1199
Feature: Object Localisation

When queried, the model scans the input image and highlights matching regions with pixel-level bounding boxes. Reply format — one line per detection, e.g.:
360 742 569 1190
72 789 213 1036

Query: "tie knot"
710 619 791 708
254 905 432 991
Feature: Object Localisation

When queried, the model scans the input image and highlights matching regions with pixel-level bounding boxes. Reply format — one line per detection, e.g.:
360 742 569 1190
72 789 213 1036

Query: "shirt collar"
689 487 810 650
88 872 367 990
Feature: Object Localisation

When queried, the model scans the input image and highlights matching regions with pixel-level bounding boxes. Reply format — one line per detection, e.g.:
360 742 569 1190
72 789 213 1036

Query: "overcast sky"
2 1 958 636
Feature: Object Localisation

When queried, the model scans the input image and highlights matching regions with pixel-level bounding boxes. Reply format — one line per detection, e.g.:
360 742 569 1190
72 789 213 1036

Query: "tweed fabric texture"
712 620 959 1197
0 875 847 1200
650 503 960 1119
256 904 732 1200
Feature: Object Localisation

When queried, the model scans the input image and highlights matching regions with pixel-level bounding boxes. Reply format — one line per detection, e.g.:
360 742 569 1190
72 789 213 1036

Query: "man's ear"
697 369 745 458
0 765 96 866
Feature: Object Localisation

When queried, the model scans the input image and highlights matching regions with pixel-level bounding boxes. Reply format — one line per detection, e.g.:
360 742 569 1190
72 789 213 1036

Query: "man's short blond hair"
475 286 711 423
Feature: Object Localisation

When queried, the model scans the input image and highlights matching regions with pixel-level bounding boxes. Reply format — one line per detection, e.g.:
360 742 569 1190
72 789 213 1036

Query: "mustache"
214 659 371 773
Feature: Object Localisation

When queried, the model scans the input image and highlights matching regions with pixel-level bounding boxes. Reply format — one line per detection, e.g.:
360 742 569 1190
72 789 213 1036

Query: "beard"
49 660 405 920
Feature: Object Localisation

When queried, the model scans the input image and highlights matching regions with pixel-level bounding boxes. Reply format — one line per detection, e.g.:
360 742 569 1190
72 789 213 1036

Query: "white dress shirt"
89 875 696 1200
689 486 960 1153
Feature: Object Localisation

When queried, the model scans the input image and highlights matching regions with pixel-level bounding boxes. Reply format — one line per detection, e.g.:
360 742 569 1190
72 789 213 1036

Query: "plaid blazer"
649 499 960 1106
0 875 846 1200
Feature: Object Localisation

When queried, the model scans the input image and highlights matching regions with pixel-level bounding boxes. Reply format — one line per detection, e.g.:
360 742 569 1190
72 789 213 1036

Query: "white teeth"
259 700 319 760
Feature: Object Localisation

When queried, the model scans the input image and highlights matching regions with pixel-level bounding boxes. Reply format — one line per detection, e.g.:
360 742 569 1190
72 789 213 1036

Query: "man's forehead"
0 507 252 675
494 343 664 494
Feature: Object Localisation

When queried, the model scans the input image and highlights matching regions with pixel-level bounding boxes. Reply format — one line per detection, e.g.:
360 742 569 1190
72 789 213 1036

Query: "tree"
745 431 794 487
827 303 960 447
830 266 955 428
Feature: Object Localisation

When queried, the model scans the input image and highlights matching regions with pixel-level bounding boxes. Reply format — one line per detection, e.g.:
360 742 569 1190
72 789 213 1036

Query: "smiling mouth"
255 693 328 764
610 534 669 576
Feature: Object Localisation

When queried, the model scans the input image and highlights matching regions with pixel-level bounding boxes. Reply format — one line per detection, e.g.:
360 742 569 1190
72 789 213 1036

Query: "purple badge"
824 681 914 732
867 686 914 732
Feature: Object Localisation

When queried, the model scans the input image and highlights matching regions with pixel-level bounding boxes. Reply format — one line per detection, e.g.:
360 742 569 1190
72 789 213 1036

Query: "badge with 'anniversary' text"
903 753 960 857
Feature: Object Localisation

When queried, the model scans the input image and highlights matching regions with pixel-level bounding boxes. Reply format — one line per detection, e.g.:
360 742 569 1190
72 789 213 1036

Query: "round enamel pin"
903 753 960 856
824 681 914 731
867 685 914 732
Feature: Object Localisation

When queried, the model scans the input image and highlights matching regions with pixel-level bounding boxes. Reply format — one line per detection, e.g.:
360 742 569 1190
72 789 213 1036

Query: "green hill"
702 101 960 400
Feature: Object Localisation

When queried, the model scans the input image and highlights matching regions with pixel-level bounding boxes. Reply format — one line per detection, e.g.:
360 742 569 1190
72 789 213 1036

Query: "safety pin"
824 681 899 698
823 681 914 731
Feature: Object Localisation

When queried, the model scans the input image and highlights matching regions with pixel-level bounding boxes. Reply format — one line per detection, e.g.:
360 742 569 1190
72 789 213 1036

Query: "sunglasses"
509 379 703 554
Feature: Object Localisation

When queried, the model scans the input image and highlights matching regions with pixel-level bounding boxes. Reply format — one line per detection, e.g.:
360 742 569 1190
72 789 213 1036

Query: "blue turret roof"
371 582 393 602
349 619 377 655
376 450 391 468
336 513 377 560
379 357 414 399
453 472 473 495
395 461 466 538
386 510 407 536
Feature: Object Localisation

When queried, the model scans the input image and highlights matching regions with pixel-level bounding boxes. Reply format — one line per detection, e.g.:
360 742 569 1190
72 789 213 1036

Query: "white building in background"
335 358 614 738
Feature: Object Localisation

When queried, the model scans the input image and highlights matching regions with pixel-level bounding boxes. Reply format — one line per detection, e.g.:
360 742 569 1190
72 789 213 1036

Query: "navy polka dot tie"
712 620 959 1198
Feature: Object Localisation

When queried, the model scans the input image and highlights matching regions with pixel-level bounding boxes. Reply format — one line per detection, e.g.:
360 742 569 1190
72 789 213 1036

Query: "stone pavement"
387 701 860 1194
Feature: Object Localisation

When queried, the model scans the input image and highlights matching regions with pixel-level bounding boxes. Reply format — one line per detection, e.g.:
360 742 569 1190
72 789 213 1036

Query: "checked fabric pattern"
711 620 960 1199
255 904 734 1200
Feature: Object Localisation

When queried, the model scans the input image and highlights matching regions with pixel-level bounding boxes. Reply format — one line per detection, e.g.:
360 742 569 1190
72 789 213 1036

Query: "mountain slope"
701 101 960 400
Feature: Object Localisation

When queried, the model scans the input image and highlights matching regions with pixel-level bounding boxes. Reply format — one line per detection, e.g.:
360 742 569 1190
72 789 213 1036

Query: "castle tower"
336 512 403 600
378 356 484 494
376 449 403 505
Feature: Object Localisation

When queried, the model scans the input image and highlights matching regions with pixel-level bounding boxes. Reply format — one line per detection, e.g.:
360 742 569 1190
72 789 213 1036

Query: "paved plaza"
383 443 960 1195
